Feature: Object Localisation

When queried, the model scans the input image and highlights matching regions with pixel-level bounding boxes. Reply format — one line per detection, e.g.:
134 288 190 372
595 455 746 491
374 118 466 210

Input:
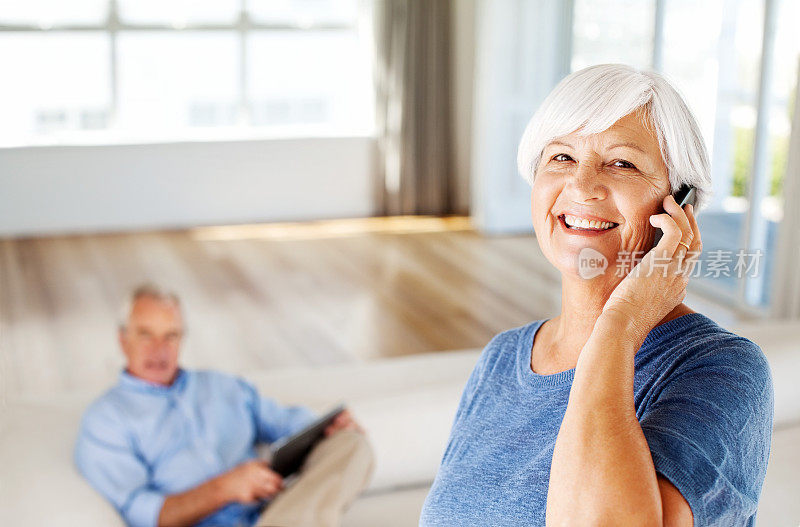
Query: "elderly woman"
419 64 773 526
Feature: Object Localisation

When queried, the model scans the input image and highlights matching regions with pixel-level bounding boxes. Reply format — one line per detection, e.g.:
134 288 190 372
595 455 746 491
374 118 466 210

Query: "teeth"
564 214 614 230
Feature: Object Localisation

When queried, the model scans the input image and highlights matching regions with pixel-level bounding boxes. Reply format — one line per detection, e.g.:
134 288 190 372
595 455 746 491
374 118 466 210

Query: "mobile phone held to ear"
651 184 697 249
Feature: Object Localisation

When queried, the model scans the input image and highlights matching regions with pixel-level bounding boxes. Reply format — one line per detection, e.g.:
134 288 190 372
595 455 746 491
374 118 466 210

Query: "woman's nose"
565 162 607 201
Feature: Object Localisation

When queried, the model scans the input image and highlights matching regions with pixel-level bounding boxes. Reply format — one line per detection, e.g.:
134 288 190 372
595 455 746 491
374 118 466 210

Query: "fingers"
325 409 362 436
651 194 695 261
340 410 364 433
649 213 680 256
681 203 703 276
668 200 694 280
685 204 702 252
663 194 694 246
335 409 352 425
255 469 283 498
226 461 284 503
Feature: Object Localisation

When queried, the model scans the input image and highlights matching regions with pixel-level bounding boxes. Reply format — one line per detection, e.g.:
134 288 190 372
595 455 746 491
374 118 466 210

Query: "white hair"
118 283 183 331
516 63 712 211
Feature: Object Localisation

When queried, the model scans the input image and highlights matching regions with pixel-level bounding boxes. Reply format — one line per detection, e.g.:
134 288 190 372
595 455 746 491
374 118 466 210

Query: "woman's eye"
552 153 572 162
612 159 636 169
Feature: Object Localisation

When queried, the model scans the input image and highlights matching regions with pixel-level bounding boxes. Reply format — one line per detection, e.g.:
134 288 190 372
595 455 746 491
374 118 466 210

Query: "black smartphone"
651 184 696 248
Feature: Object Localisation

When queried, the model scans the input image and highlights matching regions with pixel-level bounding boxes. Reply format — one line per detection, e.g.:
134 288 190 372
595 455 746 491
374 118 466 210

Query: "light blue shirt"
74 369 316 527
420 313 774 526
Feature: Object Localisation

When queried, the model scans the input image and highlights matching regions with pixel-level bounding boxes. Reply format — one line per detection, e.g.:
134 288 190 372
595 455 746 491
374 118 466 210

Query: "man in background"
75 284 374 527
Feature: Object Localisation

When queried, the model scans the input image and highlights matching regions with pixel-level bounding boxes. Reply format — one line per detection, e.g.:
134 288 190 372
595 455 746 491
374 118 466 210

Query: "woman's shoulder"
491 319 545 346
682 313 765 360
645 312 772 390
647 312 759 352
486 319 546 352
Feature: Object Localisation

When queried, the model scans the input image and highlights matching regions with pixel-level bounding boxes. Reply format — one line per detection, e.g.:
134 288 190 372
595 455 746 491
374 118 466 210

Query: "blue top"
420 313 774 526
74 369 316 527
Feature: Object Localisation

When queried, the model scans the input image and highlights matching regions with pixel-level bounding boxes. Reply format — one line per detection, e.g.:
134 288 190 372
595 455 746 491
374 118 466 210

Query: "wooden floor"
0 216 742 401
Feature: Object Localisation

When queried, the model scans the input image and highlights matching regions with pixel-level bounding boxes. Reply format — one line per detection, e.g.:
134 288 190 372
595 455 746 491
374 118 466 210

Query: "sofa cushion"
244 350 481 492
0 400 122 526
754 423 800 525
343 485 431 527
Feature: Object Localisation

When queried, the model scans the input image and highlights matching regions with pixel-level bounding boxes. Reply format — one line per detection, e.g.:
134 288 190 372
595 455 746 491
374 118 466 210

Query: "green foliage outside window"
731 127 752 198
730 127 787 199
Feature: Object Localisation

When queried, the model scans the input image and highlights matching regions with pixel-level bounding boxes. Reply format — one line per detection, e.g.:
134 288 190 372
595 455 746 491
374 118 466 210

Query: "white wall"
0 136 376 237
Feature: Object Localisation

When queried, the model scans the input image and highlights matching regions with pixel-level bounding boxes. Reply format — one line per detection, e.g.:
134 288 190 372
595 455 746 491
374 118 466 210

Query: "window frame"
0 0 368 143
649 0 786 316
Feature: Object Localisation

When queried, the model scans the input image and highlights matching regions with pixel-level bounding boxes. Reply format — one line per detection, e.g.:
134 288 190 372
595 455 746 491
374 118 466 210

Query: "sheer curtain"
372 0 454 215
771 61 800 319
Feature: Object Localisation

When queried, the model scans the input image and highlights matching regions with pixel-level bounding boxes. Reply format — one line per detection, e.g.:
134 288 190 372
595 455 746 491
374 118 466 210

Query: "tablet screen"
268 403 345 477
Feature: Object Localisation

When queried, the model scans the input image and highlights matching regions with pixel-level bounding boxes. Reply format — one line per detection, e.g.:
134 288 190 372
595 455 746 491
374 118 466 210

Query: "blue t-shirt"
420 313 774 526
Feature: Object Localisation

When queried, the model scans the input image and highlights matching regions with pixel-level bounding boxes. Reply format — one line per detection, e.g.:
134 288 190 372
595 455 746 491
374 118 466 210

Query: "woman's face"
530 111 671 280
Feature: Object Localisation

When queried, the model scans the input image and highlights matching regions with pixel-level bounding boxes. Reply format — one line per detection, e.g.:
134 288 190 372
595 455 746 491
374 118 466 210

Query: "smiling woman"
533 111 675 277
420 64 774 526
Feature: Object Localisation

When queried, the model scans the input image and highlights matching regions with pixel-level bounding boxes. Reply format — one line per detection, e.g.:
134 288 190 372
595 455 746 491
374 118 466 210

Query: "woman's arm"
546 196 701 526
546 313 662 526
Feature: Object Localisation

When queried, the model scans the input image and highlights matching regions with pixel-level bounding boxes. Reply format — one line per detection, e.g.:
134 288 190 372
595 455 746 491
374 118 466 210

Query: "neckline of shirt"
118 368 188 395
516 312 710 389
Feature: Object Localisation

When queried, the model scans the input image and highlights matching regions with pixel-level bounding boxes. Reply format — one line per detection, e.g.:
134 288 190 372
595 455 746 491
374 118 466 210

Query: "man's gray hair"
517 63 712 211
118 283 183 331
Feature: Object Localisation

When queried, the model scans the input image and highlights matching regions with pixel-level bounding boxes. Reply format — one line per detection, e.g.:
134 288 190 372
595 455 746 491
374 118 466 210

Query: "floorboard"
0 216 745 401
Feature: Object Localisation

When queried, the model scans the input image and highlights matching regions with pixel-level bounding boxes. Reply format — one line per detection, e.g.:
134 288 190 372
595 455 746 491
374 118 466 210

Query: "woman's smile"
556 213 619 236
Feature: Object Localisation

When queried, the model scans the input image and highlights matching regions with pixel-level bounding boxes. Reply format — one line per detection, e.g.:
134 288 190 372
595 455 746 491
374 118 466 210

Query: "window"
0 32 111 137
116 32 240 131
0 0 374 146
571 0 654 71
572 0 799 312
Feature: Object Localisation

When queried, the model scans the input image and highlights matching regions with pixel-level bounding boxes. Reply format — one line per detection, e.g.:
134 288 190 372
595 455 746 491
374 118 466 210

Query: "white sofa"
0 349 478 527
1 322 798 526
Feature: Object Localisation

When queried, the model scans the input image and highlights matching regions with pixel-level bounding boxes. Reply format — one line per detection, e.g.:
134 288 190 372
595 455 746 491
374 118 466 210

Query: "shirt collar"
118 368 188 395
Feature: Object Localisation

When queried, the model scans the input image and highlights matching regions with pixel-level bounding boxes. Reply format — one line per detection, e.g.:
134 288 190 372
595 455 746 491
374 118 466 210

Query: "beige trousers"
256 430 375 527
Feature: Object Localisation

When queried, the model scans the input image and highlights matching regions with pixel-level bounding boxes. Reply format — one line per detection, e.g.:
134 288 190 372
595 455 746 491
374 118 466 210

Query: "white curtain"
771 60 800 319
372 0 454 215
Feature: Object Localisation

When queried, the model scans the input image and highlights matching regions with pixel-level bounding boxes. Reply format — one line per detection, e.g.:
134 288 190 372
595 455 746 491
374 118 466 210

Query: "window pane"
572 0 655 71
0 0 108 26
247 0 358 26
662 0 764 301
117 32 239 132
247 30 372 131
768 0 800 204
117 0 240 26
751 0 800 306
0 32 110 144
661 0 722 147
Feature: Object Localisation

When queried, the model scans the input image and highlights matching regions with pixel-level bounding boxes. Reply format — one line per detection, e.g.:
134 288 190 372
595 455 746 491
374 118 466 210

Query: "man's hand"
323 409 363 437
216 459 284 504
159 459 282 527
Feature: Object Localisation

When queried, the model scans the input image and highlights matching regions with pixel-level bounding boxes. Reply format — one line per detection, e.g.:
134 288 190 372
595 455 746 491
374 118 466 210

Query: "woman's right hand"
599 194 702 342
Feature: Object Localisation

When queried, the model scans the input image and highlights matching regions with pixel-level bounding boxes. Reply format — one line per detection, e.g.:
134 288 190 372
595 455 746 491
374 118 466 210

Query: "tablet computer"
268 404 346 477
